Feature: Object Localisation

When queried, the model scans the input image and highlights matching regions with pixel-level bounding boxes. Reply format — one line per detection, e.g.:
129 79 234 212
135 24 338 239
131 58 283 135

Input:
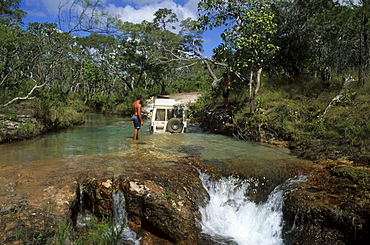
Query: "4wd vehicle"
150 98 188 133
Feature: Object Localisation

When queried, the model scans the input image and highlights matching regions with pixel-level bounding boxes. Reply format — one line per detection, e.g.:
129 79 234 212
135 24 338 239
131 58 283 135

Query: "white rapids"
198 172 304 245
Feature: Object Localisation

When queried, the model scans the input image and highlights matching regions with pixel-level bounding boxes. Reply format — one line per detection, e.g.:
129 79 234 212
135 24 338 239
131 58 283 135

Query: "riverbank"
0 102 85 144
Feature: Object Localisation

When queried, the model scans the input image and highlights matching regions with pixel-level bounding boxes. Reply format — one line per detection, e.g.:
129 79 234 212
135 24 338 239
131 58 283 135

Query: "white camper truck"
150 98 188 133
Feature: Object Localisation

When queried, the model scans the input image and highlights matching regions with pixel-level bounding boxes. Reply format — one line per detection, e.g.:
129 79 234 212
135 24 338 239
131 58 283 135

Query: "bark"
249 67 263 113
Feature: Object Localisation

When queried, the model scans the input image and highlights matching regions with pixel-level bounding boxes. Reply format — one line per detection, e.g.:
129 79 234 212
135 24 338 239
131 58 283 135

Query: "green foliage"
153 8 178 30
199 0 279 68
52 219 74 245
188 90 214 121
332 166 370 190
74 216 125 245
33 95 84 130
194 69 370 162
0 0 26 26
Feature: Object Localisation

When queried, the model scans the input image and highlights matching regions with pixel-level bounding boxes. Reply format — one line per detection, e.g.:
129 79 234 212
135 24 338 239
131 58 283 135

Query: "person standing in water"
222 73 231 110
132 95 144 140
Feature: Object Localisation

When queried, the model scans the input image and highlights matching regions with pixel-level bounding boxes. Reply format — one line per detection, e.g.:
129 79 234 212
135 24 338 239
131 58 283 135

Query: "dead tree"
320 76 355 121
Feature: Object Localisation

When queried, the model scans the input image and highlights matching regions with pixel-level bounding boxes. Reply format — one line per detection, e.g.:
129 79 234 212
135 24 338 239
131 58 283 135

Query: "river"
0 113 308 244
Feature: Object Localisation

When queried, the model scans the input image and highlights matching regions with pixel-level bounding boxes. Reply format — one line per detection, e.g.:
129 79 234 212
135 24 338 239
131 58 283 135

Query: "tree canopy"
0 0 369 113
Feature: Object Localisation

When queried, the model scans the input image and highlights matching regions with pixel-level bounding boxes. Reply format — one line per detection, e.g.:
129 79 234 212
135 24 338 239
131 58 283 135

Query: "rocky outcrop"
198 107 234 136
0 112 84 143
73 157 223 245
0 115 45 143
282 158 370 244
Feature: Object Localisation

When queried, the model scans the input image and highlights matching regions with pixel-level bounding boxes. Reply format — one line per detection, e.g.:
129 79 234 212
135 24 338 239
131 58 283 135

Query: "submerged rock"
178 145 204 155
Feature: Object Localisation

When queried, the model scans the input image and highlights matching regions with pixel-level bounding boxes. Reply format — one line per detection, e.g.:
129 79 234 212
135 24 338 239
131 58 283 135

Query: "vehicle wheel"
166 118 183 133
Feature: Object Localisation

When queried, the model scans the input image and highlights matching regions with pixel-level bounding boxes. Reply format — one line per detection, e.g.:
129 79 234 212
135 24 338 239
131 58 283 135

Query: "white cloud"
106 0 198 24
24 0 61 15
120 0 169 6
184 0 199 16
25 9 47 18
22 0 200 29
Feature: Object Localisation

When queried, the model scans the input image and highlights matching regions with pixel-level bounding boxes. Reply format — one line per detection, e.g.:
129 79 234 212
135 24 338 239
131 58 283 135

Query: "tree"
153 8 178 31
198 0 278 112
1 22 77 108
0 0 26 26
270 0 370 87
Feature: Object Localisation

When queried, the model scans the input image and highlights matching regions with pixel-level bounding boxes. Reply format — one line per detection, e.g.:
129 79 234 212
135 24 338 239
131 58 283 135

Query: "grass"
0 204 126 245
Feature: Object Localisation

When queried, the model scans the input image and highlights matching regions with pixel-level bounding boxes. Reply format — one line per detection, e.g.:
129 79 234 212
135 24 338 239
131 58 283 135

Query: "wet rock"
74 158 215 244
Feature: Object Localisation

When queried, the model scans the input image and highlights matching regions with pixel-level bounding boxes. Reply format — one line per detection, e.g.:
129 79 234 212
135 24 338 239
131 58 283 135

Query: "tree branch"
1 81 47 108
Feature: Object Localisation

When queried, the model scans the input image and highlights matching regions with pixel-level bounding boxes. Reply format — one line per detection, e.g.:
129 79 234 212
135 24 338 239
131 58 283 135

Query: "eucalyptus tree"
0 0 27 106
115 21 158 93
271 0 359 80
73 33 124 99
179 18 204 54
271 0 370 87
0 24 25 106
0 22 78 108
198 0 279 112
356 0 370 85
116 12 197 96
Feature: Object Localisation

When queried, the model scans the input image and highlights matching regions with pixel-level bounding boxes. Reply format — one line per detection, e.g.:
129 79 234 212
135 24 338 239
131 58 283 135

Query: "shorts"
222 89 230 98
132 115 141 129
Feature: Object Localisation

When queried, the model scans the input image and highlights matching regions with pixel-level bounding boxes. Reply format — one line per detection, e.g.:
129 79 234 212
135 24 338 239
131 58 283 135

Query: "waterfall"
112 190 141 245
198 172 304 245
76 184 91 228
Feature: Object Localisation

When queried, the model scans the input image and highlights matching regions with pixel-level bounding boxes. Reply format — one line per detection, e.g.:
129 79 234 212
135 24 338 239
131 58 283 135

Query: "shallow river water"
0 114 303 171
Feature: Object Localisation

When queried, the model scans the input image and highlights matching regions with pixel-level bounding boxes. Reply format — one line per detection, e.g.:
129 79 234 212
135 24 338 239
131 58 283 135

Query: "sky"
20 0 222 57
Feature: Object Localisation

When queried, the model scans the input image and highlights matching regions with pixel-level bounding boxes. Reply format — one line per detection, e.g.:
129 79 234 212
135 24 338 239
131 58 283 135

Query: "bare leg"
133 128 139 140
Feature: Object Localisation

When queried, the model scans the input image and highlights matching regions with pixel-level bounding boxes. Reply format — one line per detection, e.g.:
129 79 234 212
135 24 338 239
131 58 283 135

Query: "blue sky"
20 0 221 57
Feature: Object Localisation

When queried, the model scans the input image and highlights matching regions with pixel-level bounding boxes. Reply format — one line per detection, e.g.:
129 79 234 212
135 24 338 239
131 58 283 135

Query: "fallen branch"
320 76 354 121
1 82 47 108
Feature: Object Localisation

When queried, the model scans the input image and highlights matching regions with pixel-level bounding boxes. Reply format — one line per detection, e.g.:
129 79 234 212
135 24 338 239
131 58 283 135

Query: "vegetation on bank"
191 72 370 165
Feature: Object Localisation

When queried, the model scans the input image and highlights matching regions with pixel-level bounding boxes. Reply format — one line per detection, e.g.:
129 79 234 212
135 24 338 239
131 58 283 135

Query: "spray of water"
199 172 304 245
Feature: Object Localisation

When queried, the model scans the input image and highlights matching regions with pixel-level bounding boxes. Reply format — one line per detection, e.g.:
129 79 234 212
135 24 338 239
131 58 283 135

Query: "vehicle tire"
166 118 183 133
